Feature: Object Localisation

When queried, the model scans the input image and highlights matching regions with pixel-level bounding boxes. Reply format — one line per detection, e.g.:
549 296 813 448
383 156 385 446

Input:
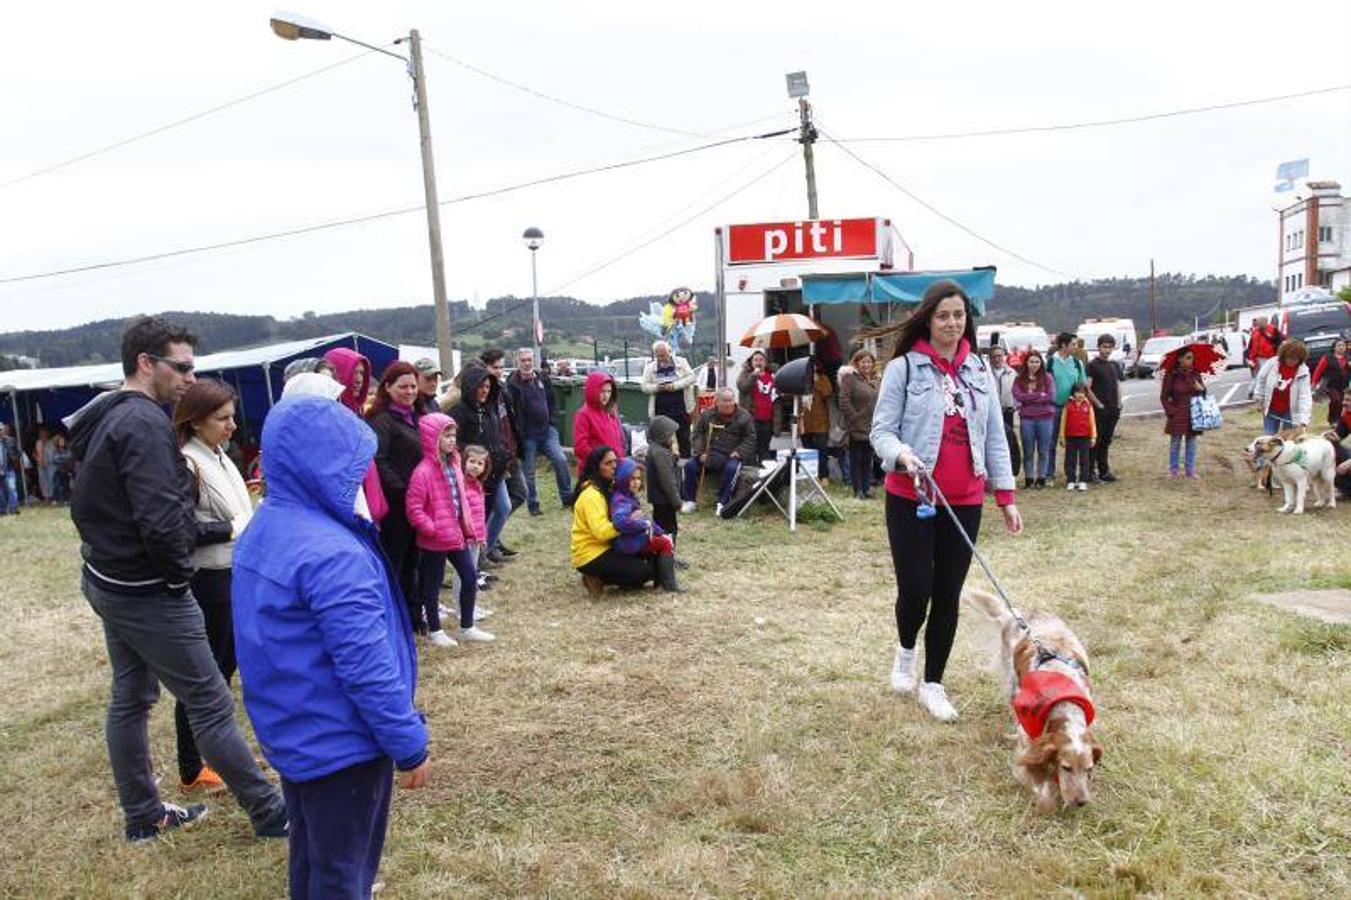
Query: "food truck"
713 216 996 373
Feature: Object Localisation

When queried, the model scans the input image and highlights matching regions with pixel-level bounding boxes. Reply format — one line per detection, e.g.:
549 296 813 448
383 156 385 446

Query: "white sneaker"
1076 482 1088 491
458 625 496 643
714 502 725 517
1066 483 1076 492
680 501 696 514
428 630 457 648
890 644 917 694
476 574 488 588
918 682 958 722
474 607 493 621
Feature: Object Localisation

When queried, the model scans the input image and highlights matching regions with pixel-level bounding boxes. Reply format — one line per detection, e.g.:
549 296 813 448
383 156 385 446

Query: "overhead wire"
424 45 789 139
816 124 1073 277
826 84 1351 143
0 50 379 191
0 128 795 286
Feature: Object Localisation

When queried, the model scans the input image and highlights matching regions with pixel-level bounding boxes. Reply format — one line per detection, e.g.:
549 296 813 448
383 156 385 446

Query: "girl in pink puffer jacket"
406 414 492 647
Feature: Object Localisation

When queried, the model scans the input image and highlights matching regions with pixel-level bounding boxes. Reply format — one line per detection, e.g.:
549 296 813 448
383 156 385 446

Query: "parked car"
1076 318 1138 366
1133 335 1187 378
1278 302 1351 369
976 322 1050 369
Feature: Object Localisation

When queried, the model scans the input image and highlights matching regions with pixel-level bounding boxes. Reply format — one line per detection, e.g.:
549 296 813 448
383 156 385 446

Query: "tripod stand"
736 394 841 531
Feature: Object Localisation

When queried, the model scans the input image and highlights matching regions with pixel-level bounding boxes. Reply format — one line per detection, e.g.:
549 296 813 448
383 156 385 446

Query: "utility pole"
408 30 454 377
1148 258 1157 336
799 98 819 220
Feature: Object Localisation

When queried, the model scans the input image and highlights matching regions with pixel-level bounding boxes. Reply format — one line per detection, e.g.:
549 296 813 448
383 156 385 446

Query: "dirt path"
1251 589 1351 624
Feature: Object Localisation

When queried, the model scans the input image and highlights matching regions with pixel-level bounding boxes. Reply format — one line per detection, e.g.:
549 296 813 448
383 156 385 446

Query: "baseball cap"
412 357 441 377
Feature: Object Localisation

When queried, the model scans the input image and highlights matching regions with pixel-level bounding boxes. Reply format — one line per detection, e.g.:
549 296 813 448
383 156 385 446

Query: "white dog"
1246 434 1337 514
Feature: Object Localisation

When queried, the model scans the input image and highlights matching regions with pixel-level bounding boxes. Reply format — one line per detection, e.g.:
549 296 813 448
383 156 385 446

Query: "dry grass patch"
0 407 1347 897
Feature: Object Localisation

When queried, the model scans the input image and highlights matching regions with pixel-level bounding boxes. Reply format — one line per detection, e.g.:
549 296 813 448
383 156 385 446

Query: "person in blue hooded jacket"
232 395 430 900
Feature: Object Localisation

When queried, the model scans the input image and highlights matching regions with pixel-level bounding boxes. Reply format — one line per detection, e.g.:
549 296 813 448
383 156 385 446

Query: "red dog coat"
1012 670 1095 739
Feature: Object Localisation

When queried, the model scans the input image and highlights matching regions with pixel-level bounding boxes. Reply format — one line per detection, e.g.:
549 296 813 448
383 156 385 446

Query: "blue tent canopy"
801 267 997 315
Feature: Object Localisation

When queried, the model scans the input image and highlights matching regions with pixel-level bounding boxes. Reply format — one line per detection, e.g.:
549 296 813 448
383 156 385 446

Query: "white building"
1277 180 1350 298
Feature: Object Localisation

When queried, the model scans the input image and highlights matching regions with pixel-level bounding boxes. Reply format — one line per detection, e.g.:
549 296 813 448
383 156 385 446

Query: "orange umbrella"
739 314 828 350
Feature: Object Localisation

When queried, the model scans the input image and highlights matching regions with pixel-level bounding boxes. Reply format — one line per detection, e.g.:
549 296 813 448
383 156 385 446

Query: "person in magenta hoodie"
324 347 389 522
571 371 626 477
406 414 491 647
1011 349 1057 489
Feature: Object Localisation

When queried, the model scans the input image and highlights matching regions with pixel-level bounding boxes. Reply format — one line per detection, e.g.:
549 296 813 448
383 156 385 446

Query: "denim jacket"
869 349 1016 491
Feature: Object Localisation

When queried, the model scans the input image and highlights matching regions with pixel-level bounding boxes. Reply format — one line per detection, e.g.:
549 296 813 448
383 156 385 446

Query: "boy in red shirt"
1059 381 1098 491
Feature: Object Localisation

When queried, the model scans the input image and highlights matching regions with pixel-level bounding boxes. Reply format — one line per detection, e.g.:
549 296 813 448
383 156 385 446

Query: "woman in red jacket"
1160 348 1206 479
571 371 625 476
1311 338 1349 425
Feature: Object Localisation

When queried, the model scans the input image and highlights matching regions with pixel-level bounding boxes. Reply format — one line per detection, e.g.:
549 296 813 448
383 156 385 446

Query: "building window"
1319 226 1334 242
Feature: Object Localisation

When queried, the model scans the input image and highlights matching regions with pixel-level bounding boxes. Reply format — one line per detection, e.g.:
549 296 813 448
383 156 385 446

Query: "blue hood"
261 395 373 522
614 457 640 494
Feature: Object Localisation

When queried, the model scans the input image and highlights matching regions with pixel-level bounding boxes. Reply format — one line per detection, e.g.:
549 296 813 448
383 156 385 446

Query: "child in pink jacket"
406 415 493 647
460 445 493 602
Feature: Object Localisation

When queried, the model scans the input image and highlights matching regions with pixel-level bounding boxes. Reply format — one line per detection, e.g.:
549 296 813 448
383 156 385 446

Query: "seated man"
681 387 756 516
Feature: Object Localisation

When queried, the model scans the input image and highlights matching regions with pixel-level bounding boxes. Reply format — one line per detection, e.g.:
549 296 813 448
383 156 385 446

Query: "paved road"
1119 366 1254 418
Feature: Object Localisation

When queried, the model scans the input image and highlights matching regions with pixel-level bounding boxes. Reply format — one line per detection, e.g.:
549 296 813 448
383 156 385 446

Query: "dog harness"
1012 670 1095 740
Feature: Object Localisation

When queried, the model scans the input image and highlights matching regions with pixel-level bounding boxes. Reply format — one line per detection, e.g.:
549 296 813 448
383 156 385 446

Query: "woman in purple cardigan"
1011 349 1057 488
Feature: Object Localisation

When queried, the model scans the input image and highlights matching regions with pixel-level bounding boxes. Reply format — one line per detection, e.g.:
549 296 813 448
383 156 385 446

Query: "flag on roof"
1274 158 1309 192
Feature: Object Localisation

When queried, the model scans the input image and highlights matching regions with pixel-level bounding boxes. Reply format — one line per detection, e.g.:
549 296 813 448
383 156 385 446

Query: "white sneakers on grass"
458 626 496 643
917 682 958 722
680 501 696 514
890 644 917 694
428 630 457 648
890 644 958 722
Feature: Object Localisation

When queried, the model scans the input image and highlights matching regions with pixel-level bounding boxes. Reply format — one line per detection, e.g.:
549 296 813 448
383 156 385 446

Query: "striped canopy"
739 314 829 349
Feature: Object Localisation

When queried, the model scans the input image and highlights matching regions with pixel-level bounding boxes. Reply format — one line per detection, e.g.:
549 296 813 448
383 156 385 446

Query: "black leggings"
415 547 477 632
577 548 659 588
175 567 235 783
754 419 773 464
379 511 420 629
885 493 981 684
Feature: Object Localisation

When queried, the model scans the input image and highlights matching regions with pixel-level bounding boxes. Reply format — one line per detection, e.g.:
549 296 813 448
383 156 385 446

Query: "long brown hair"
1015 349 1049 392
173 379 236 447
860 279 980 361
368 360 419 415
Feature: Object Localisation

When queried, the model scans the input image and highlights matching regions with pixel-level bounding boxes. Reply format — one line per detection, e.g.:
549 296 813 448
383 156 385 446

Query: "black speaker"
773 356 815 396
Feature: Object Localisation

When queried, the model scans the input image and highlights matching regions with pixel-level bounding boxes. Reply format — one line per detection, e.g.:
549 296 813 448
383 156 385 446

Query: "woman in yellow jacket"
571 445 674 596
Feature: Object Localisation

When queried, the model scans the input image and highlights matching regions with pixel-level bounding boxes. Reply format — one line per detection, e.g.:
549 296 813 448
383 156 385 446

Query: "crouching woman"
570 445 676 595
232 395 430 899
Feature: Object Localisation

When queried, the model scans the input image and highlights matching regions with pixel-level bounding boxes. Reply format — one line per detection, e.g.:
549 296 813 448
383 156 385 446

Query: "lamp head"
522 226 544 251
270 12 333 41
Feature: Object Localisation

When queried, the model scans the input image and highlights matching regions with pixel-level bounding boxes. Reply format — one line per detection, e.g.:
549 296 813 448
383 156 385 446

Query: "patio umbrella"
1157 341 1228 377
739 314 829 350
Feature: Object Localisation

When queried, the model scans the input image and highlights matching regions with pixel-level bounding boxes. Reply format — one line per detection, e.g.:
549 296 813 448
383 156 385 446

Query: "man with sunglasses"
67 315 287 843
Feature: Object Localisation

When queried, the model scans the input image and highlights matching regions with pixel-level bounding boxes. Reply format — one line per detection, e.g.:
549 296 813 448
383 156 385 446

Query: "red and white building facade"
1277 179 1351 298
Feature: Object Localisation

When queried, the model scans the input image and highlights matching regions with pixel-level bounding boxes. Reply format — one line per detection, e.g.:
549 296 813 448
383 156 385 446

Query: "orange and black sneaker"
180 765 227 795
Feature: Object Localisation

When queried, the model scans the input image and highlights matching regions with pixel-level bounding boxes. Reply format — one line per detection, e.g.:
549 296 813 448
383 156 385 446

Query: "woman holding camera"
869 280 1021 722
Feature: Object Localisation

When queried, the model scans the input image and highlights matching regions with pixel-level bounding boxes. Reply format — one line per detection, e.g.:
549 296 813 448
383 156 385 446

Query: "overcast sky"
2 0 1348 332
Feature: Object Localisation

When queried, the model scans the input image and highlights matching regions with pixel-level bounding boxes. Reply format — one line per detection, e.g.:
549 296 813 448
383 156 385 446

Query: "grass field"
1 408 1347 898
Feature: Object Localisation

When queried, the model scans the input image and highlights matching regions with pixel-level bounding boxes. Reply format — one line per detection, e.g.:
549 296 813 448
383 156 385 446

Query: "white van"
1076 318 1138 365
1189 329 1247 369
976 322 1050 368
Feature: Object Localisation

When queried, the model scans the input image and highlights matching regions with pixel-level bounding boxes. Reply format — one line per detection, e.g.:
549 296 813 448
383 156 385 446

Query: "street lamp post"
522 227 544 361
270 14 455 377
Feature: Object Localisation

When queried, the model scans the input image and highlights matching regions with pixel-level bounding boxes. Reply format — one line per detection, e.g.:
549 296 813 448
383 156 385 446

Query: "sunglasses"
146 353 195 375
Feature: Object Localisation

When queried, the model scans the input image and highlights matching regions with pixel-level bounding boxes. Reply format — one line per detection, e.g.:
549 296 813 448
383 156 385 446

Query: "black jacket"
67 391 227 592
449 366 509 496
503 370 559 443
692 405 757 460
366 407 422 515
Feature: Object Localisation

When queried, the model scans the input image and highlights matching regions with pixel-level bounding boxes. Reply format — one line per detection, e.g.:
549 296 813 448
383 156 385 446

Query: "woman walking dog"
869 280 1022 722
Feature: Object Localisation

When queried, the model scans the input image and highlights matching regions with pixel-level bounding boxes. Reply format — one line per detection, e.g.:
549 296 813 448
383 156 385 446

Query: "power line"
827 84 1351 143
817 126 1072 277
0 51 378 192
425 45 788 139
0 129 795 286
547 151 799 294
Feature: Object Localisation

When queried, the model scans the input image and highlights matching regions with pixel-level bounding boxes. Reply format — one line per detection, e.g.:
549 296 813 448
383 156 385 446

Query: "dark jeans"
1046 404 1064 478
1093 406 1119 477
417 547 478 631
522 427 573 511
849 438 875 496
1064 436 1092 483
577 547 659 588
282 755 393 900
174 567 236 783
505 461 527 513
885 494 981 685
682 452 742 506
1002 408 1021 478
82 573 283 833
652 502 678 540
380 511 420 631
754 419 772 464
